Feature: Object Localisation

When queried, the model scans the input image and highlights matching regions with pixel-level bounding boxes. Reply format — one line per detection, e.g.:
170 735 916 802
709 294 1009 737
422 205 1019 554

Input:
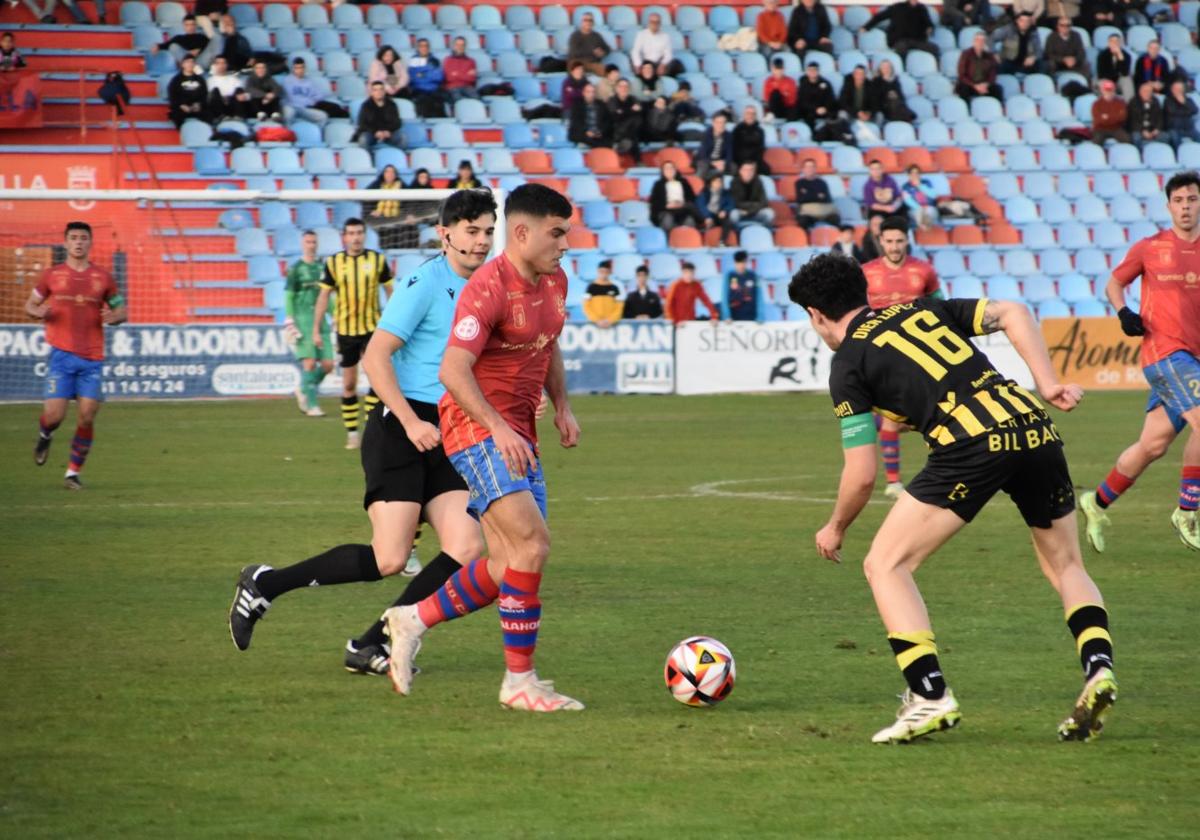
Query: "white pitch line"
585 475 888 505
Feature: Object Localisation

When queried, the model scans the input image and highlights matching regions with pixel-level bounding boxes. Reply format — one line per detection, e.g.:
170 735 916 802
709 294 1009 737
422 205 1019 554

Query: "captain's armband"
840 413 877 449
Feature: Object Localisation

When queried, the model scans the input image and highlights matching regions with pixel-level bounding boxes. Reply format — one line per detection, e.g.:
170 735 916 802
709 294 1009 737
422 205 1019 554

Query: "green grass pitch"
1 392 1198 838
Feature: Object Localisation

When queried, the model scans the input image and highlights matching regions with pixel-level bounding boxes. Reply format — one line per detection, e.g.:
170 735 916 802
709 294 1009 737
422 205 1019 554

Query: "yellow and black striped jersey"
829 298 1049 450
320 249 394 336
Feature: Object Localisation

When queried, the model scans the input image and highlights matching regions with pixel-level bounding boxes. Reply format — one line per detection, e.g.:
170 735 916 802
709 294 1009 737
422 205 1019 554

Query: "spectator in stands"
694 111 734 180
453 160 483 189
568 82 613 148
650 161 703 232
624 266 664 319
871 59 915 122
369 46 410 99
788 0 833 56
797 62 837 129
22 0 103 25
409 168 434 189
756 0 789 59
1091 80 1131 144
154 15 209 66
665 262 719 323
1134 40 1171 92
862 0 940 58
732 106 768 173
1041 0 1081 25
644 96 679 144
192 0 228 38
838 65 877 125
409 38 447 117
630 62 663 100
200 14 253 74
863 159 903 219
206 55 248 121
1097 33 1135 101
1044 17 1092 78
608 78 643 160
861 214 885 262
0 32 27 71
567 12 611 76
793 158 839 229
631 12 681 77
356 81 403 150
596 64 620 102
282 58 348 125
1111 0 1150 27
1127 80 1165 149
1164 79 1200 148
366 164 404 249
763 57 799 122
1080 0 1119 31
722 251 760 322
956 32 1003 102
993 13 1042 75
941 0 992 33
731 162 775 228
244 59 284 121
831 224 867 262
443 37 479 102
1003 0 1046 25
562 62 589 113
901 165 939 231
167 55 210 128
697 173 737 242
583 260 624 327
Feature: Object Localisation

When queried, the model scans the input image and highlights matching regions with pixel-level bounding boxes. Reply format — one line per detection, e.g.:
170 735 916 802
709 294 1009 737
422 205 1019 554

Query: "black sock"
257 544 381 601
354 552 463 649
1066 603 1114 679
888 631 947 700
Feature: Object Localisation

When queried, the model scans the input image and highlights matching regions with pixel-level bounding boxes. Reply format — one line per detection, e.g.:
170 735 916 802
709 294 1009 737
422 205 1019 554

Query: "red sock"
880 429 901 483
498 568 542 673
1180 466 1200 512
69 423 94 472
39 413 61 437
1096 467 1135 508
415 557 499 629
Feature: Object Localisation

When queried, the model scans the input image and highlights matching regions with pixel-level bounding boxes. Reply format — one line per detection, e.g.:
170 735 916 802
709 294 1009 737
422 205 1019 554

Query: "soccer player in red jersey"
382 183 585 712
25 221 127 489
860 215 943 499
1079 171 1200 552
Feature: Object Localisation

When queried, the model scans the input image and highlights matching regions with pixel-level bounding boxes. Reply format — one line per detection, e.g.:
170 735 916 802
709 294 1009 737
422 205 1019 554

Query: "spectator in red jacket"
955 32 1002 101
763 57 798 121
443 37 479 102
756 0 788 58
666 262 720 322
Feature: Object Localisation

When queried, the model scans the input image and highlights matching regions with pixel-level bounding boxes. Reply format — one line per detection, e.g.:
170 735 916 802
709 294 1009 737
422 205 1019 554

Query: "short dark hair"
788 253 868 320
598 259 613 269
839 224 854 233
376 45 396 61
439 188 498 227
182 14 195 22
605 63 619 74
1164 170 1200 199
342 217 365 232
65 221 92 237
733 250 748 263
635 265 649 275
370 80 384 87
504 183 572 220
771 57 784 68
292 57 306 65
681 261 695 271
880 215 909 235
301 229 316 237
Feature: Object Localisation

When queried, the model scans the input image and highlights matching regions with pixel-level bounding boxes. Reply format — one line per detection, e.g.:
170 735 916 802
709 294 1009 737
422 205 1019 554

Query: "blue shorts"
46 348 104 401
447 436 548 521
1144 350 1200 434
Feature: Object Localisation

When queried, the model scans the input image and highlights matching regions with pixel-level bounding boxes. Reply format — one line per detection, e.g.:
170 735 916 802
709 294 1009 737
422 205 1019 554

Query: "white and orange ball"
664 636 736 707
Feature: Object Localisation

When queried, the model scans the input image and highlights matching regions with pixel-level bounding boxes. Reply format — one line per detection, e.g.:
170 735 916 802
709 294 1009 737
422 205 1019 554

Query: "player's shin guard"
888 630 947 700
498 569 542 674
1066 603 1114 679
39 413 61 439
1179 467 1200 511
1095 468 1134 509
354 551 463 648
67 424 93 474
414 557 500 629
341 395 360 432
255 544 381 601
880 430 901 484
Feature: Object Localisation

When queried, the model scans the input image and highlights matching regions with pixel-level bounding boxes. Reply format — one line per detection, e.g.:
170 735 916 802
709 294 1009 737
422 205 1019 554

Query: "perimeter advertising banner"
558 321 675 394
1041 317 1146 390
674 321 834 395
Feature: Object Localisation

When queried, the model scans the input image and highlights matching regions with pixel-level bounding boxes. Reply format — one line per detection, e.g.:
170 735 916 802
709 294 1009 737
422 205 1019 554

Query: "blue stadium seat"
290 120 323 150
1037 299 1072 319
469 5 503 29
905 50 938 79
1039 95 1074 125
884 122 917 146
1111 195 1146 225
617 201 650 228
756 252 790 282
702 52 735 77
432 123 466 149
294 203 329 230
247 256 282 284
503 123 536 149
322 51 355 78
321 121 355 149
506 5 537 29
599 227 635 254
1075 143 1108 172
1022 121 1055 146
262 3 295 28
1040 250 1073 276
539 123 572 149
954 121 987 147
969 96 1003 124
1093 221 1127 247
436 5 467 28
155 1 186 26
1003 145 1038 173
710 6 741 33
988 121 1020 146
970 144 1003 170
346 29 378 53
568 176 604 203
949 276 984 298
1143 143 1177 172
272 228 302 257
487 99 522 126
236 229 271 257
480 148 517 174
636 226 669 255
1073 92 1098 124
1040 196 1073 225
1020 223 1056 249
1058 171 1089 200
1058 222 1091 250
120 2 152 25
583 202 615 229
400 123 432 149
552 149 588 174
303 148 338 176
740 225 775 253
1006 95 1038 123
1127 170 1160 199
373 147 407 173
1037 144 1075 171
181 120 215 148
858 29 888 52
231 148 266 175
648 253 681 284
1076 249 1109 276
1022 74 1055 100
918 119 951 146
933 251 966 277
341 147 376 176
1023 275 1057 304
1072 299 1108 317
297 4 328 27
267 149 303 175
1003 249 1038 277
497 52 530 78
832 146 865 173
367 5 398 28
310 29 341 55
454 99 491 125
401 5 434 28
515 30 549 56
329 202 360 228
1059 274 1094 302
218 209 254 231
985 275 1021 299
968 249 1002 276
986 173 1020 200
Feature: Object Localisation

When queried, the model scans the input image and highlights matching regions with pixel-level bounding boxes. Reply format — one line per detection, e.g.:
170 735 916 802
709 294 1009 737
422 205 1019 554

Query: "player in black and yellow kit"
789 253 1118 744
314 217 394 449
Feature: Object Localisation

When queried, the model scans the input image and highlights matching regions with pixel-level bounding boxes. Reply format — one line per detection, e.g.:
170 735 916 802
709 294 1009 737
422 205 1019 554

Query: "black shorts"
337 333 371 368
361 399 468 510
905 414 1076 528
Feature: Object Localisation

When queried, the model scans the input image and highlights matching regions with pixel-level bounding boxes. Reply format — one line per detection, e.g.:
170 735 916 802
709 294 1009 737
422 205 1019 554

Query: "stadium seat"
1037 299 1072 319
1059 274 1094 303
489 99 523 125
272 228 301 257
1075 144 1108 172
1037 144 1075 172
1181 143 1200 170
155 1 186 26
740 225 775 253
949 276 984 298
231 148 266 175
1023 275 1057 304
954 122 987 148
295 203 329 229
236 229 271 257
933 251 966 277
432 124 466 149
936 97 969 124
1039 250 1073 277
568 176 604 204
635 226 669 255
951 226 986 247
710 6 741 33
303 148 338 176
1073 299 1108 317
598 227 635 254
120 2 152 25
1143 143 1177 172
1076 249 1109 276
552 149 589 175
340 147 376 176
986 275 1021 300
986 173 1020 200
582 201 615 230
401 5 433 28
967 249 1001 277
831 146 865 174
884 122 918 146
366 5 398 27
1111 195 1145 224
505 5 536 29
218 209 254 231
539 123 572 149
918 119 952 147
1127 170 1161 199
1003 196 1039 225
181 120 215 149
261 3 294 28
987 122 1020 146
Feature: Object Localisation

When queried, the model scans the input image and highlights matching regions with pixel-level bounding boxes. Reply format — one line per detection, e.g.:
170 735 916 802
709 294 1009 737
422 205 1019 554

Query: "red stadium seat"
950 174 987 200
899 147 937 172
514 150 552 174
585 148 623 174
566 227 597 249
769 200 792 226
864 147 898 171
669 227 703 248
934 147 971 173
600 177 638 202
916 227 950 246
973 196 1004 220
795 147 831 173
656 146 694 174
950 225 985 246
776 177 797 201
775 226 809 247
810 227 840 247
988 223 1022 245
764 147 799 175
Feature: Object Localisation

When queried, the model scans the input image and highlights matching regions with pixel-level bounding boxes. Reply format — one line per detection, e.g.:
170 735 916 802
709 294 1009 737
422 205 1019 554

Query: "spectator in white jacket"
630 13 679 77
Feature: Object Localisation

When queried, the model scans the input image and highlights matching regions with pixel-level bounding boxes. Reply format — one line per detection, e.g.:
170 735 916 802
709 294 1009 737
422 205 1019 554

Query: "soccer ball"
664 636 736 707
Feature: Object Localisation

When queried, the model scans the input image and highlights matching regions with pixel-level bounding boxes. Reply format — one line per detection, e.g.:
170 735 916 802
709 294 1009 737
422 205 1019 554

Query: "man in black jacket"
607 78 643 160
731 105 768 173
568 83 612 148
197 14 253 72
839 65 877 123
623 266 664 319
862 0 941 58
797 62 837 128
1126 80 1164 149
168 54 211 127
357 81 403 149
788 0 833 55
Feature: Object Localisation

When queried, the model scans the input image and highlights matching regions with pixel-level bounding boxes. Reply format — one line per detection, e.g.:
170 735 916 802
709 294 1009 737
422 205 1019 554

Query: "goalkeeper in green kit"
285 229 335 416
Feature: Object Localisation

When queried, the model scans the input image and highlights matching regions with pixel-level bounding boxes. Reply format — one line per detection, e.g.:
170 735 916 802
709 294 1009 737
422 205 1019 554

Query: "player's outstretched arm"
24 290 48 320
362 330 440 451
544 342 579 448
816 435 878 564
440 346 537 476
983 299 1083 412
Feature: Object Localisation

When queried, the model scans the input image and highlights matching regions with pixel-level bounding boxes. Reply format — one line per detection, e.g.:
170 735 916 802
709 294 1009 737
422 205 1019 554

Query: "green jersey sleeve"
284 263 300 319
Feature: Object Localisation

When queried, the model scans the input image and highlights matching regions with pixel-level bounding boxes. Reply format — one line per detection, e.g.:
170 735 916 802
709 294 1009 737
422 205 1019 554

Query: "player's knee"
861 550 904 583
77 406 99 425
1141 436 1171 460
373 548 407 576
443 532 485 563
509 530 550 571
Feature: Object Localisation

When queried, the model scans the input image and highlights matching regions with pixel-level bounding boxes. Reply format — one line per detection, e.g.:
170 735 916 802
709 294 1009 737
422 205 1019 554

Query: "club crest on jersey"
454 315 480 341
512 304 526 329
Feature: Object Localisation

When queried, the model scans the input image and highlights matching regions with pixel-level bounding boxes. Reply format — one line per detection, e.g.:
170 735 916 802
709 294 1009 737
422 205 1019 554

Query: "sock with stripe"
67 423 94 476
39 413 61 440
497 568 542 674
414 556 501 630
354 551 464 649
1095 468 1134 509
256 544 380 601
363 389 380 417
888 630 946 700
1179 466 1200 511
1066 603 1114 679
879 429 901 484
341 395 360 432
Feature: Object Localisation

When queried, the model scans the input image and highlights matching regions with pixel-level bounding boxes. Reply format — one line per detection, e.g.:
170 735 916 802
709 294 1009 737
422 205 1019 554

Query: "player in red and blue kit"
382 183 586 712
1079 171 1200 552
26 221 127 490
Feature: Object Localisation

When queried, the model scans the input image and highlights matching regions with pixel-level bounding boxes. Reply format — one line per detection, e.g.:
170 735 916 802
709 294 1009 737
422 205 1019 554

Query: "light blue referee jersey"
374 254 467 404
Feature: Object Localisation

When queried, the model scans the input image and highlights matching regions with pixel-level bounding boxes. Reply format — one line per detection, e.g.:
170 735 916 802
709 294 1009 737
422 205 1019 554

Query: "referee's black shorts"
361 398 467 510
337 333 371 368
905 414 1076 528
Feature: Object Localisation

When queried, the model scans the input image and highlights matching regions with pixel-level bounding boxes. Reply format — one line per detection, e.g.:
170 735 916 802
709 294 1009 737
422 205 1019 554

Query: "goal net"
0 187 496 402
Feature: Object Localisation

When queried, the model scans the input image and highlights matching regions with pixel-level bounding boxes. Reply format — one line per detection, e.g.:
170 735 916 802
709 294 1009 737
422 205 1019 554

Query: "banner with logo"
558 321 674 394
1041 317 1146 390
0 324 301 401
0 71 43 129
970 331 1036 390
674 321 834 395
